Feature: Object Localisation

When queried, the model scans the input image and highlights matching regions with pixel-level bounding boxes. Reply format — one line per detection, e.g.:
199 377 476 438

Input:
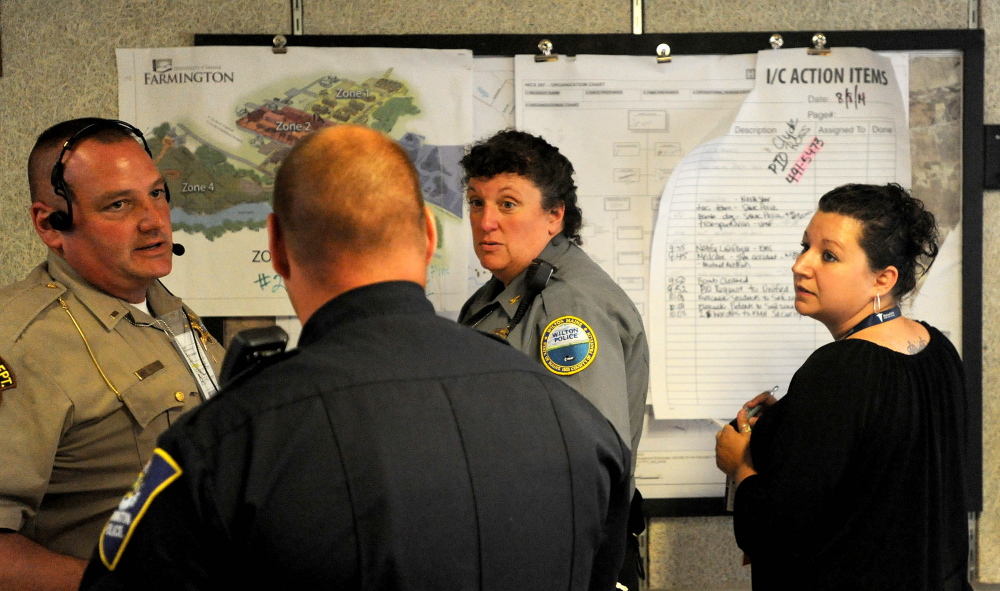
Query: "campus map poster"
118 46 474 316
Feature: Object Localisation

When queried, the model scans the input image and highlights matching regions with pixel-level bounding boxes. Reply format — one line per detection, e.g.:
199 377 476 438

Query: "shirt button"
174 391 186 402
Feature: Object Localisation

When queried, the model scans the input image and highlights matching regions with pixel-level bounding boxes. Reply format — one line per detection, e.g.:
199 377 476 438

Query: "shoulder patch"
0 356 15 392
540 316 598 376
99 448 182 570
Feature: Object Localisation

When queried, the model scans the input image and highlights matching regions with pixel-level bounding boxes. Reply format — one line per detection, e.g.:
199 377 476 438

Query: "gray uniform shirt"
460 234 649 481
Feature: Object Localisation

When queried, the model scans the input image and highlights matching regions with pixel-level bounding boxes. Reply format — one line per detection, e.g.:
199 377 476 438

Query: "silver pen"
746 385 780 419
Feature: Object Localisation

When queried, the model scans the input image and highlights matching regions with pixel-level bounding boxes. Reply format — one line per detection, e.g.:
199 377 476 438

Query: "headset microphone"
172 243 186 256
48 210 73 232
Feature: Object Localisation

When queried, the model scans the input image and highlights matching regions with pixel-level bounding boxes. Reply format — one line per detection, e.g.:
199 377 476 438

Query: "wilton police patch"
540 316 598 375
99 448 182 570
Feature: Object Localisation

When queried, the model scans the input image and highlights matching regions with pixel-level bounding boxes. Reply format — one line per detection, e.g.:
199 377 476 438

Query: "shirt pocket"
119 362 195 429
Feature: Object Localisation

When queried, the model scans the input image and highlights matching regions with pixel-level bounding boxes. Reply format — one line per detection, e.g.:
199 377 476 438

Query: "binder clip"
272 34 288 54
769 34 783 50
807 33 831 56
535 39 558 63
656 43 671 63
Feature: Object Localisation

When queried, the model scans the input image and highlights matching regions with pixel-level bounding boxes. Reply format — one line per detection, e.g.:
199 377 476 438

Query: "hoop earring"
873 293 882 314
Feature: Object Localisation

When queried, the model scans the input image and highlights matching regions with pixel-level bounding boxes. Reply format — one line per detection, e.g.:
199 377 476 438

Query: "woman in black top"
715 183 972 590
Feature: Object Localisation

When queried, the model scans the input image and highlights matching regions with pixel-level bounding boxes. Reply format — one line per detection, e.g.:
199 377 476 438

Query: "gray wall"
1 0 997 587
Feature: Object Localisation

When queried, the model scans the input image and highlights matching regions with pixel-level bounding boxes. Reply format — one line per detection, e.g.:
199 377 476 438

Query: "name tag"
173 330 219 399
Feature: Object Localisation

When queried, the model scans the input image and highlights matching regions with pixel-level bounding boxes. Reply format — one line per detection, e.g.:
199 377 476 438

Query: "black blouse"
735 323 972 591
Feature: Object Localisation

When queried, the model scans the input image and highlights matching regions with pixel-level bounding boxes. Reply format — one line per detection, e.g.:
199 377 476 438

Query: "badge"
540 316 598 375
99 448 182 570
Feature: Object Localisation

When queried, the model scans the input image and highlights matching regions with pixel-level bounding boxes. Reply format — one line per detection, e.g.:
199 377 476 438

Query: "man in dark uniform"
0 119 222 591
80 125 631 590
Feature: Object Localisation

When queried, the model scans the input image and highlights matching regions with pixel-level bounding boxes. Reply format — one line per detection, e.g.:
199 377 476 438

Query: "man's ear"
424 206 437 266
30 201 65 253
268 213 291 280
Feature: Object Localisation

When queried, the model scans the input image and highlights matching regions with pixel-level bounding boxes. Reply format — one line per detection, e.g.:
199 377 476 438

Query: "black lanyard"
841 305 902 339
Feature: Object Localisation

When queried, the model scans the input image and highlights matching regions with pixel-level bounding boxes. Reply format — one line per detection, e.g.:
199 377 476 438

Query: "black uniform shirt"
81 280 630 590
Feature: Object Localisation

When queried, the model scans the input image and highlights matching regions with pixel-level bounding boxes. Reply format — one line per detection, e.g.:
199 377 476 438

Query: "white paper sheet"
649 47 913 418
468 57 516 294
515 53 757 321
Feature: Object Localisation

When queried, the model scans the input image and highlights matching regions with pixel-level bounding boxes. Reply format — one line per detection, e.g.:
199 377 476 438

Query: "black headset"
48 119 171 232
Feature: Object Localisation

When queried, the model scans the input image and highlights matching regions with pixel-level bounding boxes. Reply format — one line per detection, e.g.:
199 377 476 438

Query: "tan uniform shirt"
0 252 224 559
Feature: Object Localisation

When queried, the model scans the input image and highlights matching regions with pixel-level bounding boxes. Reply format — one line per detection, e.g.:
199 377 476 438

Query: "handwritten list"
649 48 911 418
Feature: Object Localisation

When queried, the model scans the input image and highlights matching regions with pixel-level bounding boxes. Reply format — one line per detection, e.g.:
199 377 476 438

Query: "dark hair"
460 130 583 244
32 118 123 149
28 118 142 203
818 183 939 298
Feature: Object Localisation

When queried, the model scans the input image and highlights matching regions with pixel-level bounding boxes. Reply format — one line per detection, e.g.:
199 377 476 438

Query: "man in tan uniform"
0 118 224 590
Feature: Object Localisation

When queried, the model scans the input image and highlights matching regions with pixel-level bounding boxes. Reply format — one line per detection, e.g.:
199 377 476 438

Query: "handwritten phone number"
785 137 825 184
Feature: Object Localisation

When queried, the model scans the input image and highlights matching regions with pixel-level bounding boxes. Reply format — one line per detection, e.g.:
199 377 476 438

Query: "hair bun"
818 183 939 298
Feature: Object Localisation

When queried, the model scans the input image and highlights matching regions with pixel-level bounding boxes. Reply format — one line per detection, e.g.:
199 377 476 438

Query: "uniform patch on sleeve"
99 448 183 570
540 316 598 376
0 357 16 391
0 357 16 406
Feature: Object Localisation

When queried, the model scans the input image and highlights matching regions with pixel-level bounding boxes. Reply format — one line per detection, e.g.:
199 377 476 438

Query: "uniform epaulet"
220 349 301 393
0 271 66 344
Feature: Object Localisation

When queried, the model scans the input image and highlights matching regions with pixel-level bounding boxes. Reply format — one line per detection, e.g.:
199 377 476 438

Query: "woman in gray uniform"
458 130 649 589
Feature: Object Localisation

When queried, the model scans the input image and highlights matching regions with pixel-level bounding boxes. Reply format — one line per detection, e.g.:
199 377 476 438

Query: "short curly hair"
818 183 939 299
460 130 583 244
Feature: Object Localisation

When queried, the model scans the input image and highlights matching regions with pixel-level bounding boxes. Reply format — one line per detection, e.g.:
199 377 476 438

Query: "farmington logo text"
144 71 235 85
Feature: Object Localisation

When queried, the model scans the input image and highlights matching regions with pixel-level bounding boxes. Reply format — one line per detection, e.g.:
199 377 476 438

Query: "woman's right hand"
743 390 778 426
715 407 757 484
